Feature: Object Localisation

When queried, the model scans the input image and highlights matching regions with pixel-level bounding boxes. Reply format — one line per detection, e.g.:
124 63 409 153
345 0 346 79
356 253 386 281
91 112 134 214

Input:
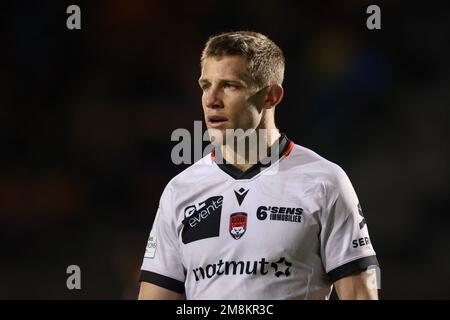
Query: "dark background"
1 0 449 299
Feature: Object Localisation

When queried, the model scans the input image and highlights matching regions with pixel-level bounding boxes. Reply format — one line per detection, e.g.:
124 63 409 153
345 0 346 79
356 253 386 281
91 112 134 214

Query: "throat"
220 129 281 172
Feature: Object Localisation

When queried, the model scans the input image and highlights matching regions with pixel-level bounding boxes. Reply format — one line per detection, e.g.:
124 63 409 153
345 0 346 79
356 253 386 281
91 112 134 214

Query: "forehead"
200 56 251 82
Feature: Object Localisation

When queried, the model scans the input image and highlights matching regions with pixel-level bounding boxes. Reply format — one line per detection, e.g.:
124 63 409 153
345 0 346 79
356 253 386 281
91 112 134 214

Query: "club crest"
229 212 247 240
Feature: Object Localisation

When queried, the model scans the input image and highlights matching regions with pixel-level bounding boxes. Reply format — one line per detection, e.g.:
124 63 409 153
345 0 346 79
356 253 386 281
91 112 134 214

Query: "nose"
204 87 223 109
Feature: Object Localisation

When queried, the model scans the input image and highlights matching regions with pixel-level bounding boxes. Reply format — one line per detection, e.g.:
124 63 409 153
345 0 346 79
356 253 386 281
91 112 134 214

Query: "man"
138 31 380 300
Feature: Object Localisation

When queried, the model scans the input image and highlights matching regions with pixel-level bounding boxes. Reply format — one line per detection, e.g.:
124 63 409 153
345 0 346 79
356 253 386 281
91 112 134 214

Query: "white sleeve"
139 185 185 293
320 165 379 283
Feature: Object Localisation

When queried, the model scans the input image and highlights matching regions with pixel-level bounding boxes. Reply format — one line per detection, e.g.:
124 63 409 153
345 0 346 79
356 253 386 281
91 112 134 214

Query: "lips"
207 115 228 128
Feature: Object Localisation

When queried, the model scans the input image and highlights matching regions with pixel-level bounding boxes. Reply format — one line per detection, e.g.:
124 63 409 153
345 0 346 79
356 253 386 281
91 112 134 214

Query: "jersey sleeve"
320 165 379 283
139 184 185 293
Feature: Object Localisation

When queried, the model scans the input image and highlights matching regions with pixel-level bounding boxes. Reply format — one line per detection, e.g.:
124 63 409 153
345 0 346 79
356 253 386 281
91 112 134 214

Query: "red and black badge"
229 212 247 240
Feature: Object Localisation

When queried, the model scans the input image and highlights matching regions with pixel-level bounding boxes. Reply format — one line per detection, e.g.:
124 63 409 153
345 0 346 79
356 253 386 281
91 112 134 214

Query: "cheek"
201 94 211 114
232 101 261 127
201 93 207 107
245 108 262 127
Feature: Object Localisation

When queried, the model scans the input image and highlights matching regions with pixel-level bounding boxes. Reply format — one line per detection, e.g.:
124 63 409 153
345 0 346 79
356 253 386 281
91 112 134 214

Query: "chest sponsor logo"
192 257 292 281
256 206 303 223
229 212 247 240
182 196 223 244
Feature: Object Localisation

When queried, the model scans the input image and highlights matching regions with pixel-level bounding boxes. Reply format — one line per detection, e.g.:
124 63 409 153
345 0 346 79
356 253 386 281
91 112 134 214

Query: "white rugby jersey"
140 135 379 299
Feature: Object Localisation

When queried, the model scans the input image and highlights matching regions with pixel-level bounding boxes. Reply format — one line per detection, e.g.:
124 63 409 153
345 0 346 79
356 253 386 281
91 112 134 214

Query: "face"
199 56 265 143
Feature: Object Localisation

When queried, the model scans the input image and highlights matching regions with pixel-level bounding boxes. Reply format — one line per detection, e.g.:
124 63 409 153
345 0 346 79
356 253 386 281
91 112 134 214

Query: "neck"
221 126 281 171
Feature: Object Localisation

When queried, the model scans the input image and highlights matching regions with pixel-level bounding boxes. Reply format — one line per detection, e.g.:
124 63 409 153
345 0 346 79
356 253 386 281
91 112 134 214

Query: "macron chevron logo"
234 188 249 206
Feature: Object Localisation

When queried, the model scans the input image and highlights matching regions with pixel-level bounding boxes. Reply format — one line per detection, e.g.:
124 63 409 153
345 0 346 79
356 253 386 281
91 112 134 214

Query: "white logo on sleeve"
145 229 157 258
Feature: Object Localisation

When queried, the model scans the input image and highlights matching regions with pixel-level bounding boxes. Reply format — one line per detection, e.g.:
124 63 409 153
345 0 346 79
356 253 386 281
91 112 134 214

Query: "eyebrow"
198 78 248 87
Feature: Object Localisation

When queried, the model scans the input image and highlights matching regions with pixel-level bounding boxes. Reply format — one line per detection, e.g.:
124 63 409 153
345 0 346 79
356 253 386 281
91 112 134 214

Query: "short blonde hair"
201 31 285 88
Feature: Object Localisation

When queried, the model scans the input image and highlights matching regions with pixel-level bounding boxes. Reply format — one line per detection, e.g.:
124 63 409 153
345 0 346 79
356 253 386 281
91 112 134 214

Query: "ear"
264 84 284 109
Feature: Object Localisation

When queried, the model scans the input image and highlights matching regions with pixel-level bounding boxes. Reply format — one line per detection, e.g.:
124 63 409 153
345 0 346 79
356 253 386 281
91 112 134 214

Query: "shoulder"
163 153 217 196
286 143 351 188
285 143 357 208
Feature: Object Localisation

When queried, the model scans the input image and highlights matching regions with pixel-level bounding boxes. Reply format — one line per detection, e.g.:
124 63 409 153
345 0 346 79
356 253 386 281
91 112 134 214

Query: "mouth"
207 115 229 128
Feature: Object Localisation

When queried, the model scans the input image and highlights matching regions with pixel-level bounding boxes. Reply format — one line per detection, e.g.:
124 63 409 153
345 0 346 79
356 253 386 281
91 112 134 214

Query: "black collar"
212 134 293 180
